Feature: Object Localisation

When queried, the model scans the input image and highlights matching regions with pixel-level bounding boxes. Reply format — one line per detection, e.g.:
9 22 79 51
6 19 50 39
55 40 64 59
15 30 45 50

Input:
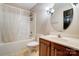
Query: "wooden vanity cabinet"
52 43 67 56
39 38 79 56
65 47 76 56
39 38 51 56
75 51 79 56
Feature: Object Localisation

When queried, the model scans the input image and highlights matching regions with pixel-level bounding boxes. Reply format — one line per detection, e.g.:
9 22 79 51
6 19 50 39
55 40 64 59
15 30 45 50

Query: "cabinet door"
65 48 71 56
51 43 55 56
39 43 50 56
51 47 55 56
75 51 79 56
66 48 77 56
54 43 66 56
70 49 78 56
55 49 66 56
39 38 50 56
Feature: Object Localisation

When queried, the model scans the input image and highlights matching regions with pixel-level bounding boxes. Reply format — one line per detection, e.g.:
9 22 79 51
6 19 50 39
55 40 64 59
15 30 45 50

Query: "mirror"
50 3 73 32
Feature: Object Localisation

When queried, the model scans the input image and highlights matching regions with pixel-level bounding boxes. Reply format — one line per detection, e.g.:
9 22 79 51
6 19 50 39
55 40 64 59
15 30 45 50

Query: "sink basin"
45 35 71 42
43 35 79 44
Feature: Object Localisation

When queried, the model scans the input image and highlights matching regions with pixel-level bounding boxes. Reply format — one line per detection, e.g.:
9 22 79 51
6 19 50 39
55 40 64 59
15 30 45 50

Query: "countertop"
40 35 79 50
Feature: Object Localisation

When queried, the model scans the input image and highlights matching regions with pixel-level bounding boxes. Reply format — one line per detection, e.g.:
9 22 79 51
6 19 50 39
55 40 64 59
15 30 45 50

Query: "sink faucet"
58 34 61 38
58 30 63 38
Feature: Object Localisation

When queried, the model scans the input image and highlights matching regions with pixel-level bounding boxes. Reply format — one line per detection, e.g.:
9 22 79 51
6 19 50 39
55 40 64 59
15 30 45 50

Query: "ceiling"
6 3 37 10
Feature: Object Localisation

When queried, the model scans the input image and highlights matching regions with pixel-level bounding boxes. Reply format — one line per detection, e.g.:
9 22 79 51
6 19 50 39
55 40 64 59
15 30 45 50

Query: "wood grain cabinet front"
39 38 79 56
51 42 55 56
54 43 66 56
39 38 50 56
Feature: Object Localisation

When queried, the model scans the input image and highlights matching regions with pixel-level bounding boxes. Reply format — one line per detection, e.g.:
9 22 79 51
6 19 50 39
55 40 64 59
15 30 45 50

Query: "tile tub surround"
40 35 79 51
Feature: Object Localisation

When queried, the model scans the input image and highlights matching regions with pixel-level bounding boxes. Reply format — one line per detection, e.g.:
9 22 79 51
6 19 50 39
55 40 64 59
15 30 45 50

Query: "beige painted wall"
31 3 55 35
32 3 79 38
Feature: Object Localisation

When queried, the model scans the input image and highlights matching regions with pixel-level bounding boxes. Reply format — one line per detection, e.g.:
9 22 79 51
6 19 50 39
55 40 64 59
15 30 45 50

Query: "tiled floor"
16 48 39 56
30 50 39 56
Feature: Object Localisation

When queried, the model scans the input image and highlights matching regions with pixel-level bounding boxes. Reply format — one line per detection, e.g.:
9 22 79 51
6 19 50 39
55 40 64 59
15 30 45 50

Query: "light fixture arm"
46 7 55 16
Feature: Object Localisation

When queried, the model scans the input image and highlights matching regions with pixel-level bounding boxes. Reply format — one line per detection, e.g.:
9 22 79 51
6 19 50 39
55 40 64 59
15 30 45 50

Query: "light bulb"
45 7 50 11
45 7 55 15
51 9 55 13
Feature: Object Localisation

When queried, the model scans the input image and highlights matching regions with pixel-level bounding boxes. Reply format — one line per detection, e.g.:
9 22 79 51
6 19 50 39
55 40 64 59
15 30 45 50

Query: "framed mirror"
50 3 73 32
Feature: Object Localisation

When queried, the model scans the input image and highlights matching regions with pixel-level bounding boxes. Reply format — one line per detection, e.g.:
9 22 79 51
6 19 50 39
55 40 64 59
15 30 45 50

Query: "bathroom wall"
32 3 79 38
0 4 30 42
31 3 55 35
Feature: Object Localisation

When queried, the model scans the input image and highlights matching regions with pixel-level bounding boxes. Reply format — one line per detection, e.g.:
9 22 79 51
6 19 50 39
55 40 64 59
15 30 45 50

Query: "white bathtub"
0 39 33 56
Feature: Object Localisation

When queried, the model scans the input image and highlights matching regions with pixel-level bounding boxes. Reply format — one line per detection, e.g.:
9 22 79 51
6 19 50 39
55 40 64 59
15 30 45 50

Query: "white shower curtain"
0 4 30 42
0 4 3 43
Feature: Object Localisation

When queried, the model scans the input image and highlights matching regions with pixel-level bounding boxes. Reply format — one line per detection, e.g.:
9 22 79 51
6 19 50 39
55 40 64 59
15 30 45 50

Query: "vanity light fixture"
73 3 78 6
46 7 55 16
72 3 78 7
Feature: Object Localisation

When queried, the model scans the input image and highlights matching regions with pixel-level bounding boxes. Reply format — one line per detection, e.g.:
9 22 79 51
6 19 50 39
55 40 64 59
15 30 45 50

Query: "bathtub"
0 39 33 56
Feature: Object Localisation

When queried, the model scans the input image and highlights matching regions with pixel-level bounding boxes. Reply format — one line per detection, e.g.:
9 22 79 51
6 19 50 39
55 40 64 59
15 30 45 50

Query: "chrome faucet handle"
58 34 61 38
